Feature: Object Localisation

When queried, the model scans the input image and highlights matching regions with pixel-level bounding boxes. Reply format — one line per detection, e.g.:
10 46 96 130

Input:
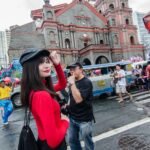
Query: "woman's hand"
50 51 60 65
61 113 69 122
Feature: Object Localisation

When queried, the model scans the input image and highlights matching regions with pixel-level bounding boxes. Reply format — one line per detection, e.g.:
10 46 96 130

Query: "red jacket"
31 64 69 149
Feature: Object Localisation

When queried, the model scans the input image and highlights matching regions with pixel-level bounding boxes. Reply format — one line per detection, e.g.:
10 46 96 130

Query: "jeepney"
83 61 133 97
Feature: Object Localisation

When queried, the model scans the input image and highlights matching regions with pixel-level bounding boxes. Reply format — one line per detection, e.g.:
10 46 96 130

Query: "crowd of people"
132 62 150 91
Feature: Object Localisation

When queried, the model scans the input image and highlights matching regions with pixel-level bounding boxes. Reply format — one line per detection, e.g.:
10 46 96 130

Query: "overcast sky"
0 0 150 30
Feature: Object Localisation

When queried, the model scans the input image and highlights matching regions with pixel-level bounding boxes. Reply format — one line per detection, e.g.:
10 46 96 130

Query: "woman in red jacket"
19 48 69 150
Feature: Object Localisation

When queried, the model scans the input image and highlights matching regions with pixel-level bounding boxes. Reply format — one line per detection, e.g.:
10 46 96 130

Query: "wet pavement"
0 91 150 150
94 122 150 150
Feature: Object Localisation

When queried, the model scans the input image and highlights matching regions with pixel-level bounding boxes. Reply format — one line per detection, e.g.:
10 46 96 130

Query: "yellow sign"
97 80 106 87
126 64 132 71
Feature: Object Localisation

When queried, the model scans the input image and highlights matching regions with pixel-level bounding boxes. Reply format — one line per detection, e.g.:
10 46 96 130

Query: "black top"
69 77 94 122
37 138 67 150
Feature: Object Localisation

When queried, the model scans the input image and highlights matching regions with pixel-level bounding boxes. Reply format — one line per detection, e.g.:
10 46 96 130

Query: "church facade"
8 0 145 65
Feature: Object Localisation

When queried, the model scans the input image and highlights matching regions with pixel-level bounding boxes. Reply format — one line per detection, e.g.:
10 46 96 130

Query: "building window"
99 10 102 14
47 11 53 19
130 36 135 45
84 42 88 47
65 39 71 49
49 31 55 41
107 20 110 26
79 0 82 3
96 56 109 64
83 58 91 65
114 35 119 44
125 19 129 25
81 19 86 25
109 4 115 10
61 54 65 62
112 19 116 26
122 3 125 8
100 40 104 44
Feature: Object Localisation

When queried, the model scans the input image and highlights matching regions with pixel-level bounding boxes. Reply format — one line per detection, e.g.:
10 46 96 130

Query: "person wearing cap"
20 48 69 150
66 62 94 150
0 80 13 126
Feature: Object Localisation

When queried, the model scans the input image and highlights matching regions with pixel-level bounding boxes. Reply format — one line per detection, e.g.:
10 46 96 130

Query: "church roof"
31 1 107 24
31 3 68 20
56 0 107 24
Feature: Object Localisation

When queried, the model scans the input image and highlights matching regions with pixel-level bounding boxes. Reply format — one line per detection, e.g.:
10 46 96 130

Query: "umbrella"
94 69 101 75
14 78 20 83
3 77 11 83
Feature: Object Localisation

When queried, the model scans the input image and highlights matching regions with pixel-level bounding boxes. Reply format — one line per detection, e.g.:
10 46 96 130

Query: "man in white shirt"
114 64 133 103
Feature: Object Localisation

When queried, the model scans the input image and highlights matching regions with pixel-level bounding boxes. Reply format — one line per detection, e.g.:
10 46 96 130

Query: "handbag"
18 105 39 150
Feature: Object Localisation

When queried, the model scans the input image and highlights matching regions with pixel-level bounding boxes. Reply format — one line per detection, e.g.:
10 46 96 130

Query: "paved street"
1 91 150 150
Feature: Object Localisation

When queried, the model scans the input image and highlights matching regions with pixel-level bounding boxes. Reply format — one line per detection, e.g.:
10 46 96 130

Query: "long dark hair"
21 55 57 107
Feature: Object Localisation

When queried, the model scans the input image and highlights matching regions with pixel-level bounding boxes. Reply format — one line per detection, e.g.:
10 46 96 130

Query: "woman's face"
39 57 52 78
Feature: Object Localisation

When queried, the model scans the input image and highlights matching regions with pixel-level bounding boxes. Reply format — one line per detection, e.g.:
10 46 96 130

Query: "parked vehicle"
83 61 134 97
10 85 21 108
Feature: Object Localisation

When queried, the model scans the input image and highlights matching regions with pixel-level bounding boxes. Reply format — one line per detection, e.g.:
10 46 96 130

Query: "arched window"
79 0 82 3
100 40 104 44
84 42 88 47
99 10 102 14
107 20 110 26
112 19 116 26
109 4 115 10
125 19 129 25
49 31 55 41
130 36 135 45
47 11 53 19
65 39 71 49
83 58 91 65
96 56 109 64
114 35 118 44
122 3 125 8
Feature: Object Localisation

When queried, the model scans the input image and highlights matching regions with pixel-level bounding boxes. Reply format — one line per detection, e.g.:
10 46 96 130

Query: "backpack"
18 106 39 150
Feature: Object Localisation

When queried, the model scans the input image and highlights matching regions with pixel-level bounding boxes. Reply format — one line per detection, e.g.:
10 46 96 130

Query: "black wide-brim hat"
19 48 50 66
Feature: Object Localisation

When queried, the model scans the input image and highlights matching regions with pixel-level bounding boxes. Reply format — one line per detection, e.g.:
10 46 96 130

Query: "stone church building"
8 0 144 65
